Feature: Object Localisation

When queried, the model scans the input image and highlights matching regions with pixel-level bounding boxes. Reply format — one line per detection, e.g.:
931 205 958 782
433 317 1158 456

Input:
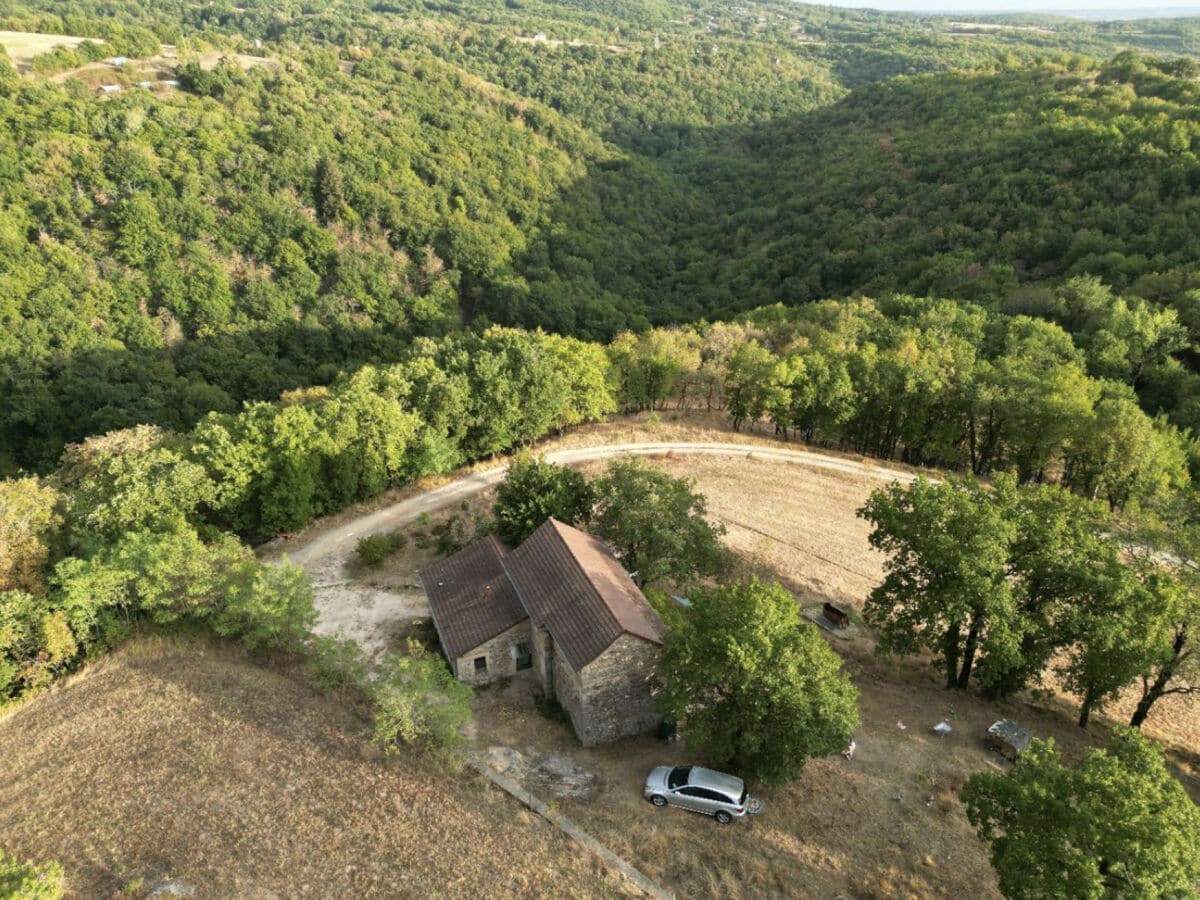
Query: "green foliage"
493 453 593 545
0 850 64 900
304 634 369 694
370 640 473 762
658 579 859 785
433 514 471 557
590 457 725 586
355 530 408 567
0 477 64 596
0 592 76 701
961 729 1200 898
859 475 1020 690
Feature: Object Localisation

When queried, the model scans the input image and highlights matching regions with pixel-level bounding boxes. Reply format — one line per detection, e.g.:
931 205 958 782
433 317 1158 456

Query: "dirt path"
284 440 920 657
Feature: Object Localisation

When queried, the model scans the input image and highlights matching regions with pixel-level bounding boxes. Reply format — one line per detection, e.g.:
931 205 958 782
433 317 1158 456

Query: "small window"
473 656 487 672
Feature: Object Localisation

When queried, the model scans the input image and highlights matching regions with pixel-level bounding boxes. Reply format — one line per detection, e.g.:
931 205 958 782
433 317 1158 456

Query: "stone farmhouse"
419 518 665 745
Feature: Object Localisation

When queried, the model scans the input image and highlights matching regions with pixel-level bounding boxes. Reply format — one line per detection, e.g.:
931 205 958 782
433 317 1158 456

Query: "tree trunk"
957 615 982 689
1131 627 1187 728
1078 696 1093 728
943 623 962 690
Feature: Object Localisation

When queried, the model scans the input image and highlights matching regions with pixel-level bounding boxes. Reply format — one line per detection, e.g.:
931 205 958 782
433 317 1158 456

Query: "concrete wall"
566 634 662 746
453 621 532 685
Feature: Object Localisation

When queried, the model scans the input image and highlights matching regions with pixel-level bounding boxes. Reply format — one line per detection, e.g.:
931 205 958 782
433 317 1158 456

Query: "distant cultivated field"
0 30 102 71
0 636 628 897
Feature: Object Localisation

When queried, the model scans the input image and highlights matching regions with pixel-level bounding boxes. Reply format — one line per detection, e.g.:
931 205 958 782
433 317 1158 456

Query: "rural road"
288 440 921 572
284 440 923 656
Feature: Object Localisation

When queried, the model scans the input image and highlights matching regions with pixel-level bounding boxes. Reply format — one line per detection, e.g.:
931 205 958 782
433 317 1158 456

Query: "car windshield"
667 766 692 790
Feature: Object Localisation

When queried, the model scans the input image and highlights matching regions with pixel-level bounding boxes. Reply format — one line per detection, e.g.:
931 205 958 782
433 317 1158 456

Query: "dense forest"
4 0 1200 471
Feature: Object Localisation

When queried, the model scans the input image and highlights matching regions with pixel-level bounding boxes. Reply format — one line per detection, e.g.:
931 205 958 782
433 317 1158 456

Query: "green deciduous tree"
493 454 593 545
0 478 64 595
859 475 1019 689
590 457 725 585
961 729 1200 899
658 579 859 785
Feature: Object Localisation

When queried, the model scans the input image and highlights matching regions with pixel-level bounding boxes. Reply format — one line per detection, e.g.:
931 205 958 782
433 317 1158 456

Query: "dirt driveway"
281 440 918 659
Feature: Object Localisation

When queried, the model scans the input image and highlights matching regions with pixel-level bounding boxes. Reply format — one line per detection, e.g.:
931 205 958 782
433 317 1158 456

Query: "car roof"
688 766 744 797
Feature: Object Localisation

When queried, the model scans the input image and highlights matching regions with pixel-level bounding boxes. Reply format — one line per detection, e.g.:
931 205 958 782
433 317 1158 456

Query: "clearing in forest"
0 30 102 71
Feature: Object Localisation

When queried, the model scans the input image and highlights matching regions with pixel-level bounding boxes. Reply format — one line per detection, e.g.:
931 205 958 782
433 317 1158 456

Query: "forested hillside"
4 0 1200 471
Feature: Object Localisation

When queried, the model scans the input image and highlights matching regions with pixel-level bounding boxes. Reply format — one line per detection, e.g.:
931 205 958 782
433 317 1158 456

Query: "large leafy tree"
1119 500 1200 729
961 729 1200 898
590 457 725 586
858 475 1020 689
493 454 593 545
658 579 859 785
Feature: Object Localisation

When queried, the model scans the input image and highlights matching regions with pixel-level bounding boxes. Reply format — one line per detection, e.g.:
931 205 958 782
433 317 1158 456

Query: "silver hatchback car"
643 765 762 824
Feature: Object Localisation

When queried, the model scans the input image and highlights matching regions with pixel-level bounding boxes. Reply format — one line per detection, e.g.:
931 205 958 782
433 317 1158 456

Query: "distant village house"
420 519 664 746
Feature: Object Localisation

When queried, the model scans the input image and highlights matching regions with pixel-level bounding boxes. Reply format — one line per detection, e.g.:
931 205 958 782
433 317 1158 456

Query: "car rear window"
738 787 747 805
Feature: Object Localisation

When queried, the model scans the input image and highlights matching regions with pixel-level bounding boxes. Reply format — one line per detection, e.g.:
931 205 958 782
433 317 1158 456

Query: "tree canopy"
658 578 859 785
961 729 1200 898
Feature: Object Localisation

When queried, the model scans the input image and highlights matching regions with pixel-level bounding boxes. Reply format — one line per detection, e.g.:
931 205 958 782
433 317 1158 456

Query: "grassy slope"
0 636 627 897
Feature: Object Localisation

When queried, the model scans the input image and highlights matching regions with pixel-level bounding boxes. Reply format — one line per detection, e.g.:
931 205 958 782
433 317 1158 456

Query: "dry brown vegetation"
0 30 99 71
0 636 630 898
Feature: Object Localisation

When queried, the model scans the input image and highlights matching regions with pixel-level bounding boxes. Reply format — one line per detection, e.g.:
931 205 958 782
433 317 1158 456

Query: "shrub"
305 634 369 693
370 639 473 763
434 515 470 556
355 530 408 567
0 850 64 900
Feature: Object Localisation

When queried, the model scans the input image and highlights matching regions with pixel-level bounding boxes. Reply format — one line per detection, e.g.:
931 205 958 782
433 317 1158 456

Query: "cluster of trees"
7 2 1200 471
860 474 1199 729
0 37 607 470
610 293 1194 509
491 456 855 784
962 729 1200 898
0 326 613 704
493 453 725 586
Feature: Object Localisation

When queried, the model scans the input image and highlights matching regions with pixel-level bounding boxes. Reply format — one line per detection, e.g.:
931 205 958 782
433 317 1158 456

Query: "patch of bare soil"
0 636 631 898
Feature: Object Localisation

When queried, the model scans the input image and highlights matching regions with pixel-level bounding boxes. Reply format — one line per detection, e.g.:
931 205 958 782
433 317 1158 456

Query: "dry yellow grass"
0 636 630 898
0 30 100 71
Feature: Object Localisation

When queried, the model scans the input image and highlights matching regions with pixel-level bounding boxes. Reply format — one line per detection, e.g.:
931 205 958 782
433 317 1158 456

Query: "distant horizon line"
806 1 1200 20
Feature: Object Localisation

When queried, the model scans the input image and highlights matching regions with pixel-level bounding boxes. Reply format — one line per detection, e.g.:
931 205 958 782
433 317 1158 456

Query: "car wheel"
650 795 667 807
714 811 732 825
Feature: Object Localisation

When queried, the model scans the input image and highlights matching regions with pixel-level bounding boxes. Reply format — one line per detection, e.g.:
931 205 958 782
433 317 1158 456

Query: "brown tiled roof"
502 518 665 671
419 536 527 660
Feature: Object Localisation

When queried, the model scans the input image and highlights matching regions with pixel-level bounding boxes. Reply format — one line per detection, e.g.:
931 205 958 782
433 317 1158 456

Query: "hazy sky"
812 0 1200 12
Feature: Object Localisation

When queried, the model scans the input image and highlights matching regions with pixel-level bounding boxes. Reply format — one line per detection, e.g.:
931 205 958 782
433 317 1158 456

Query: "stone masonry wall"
572 635 662 746
552 640 586 734
453 621 532 685
532 624 554 695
